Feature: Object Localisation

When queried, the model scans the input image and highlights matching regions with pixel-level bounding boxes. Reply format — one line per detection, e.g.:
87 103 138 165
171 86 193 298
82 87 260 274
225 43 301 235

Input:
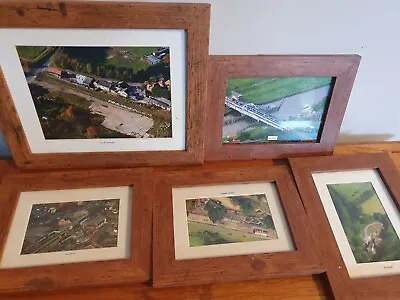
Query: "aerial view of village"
185 194 277 247
17 46 172 139
223 76 334 143
21 199 120 255
327 182 400 263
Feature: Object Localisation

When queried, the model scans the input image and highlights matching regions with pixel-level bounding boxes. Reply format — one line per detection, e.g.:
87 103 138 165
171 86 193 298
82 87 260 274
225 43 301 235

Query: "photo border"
312 170 400 279
173 182 294 260
205 55 361 161
290 153 400 299
153 164 322 287
0 29 185 153
0 1 210 169
0 168 152 293
1 186 132 269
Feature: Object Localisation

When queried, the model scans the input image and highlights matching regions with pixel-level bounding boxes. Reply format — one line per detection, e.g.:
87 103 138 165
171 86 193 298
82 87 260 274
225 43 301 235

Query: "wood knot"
251 259 266 271
16 7 25 16
59 2 67 16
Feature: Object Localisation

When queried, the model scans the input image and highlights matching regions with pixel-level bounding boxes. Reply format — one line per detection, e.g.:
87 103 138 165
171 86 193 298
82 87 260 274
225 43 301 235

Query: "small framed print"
153 165 322 287
173 182 294 260
290 153 400 299
0 2 210 169
0 168 152 293
205 55 361 161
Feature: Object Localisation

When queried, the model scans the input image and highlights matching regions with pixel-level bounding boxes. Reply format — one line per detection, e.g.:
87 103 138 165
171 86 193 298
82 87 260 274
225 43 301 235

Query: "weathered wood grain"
153 164 323 287
0 1 210 169
290 153 400 300
205 55 361 161
0 168 153 293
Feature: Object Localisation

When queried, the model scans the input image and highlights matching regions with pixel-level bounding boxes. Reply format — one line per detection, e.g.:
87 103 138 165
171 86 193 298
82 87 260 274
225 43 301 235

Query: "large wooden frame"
205 55 361 161
290 153 400 300
0 1 210 169
153 164 323 287
0 168 152 293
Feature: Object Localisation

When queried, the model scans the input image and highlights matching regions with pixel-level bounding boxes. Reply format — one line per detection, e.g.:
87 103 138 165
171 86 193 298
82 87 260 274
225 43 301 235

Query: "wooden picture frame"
205 55 361 161
0 168 152 293
0 1 210 169
290 153 400 299
153 164 323 287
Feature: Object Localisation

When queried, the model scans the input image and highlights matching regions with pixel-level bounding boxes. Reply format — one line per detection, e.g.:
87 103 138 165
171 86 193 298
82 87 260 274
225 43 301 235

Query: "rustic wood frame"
205 55 361 161
0 1 210 169
289 153 400 300
0 168 152 293
153 164 323 287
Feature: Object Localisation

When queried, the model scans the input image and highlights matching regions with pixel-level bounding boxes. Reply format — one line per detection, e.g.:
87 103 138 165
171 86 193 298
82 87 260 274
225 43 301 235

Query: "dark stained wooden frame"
205 55 361 161
153 164 323 287
0 168 152 294
0 1 210 169
289 153 400 300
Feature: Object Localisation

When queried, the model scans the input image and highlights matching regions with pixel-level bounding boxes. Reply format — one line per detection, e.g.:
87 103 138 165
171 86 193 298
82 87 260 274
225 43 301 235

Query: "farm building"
75 74 95 87
145 55 161 65
47 67 68 78
83 215 106 231
94 80 115 92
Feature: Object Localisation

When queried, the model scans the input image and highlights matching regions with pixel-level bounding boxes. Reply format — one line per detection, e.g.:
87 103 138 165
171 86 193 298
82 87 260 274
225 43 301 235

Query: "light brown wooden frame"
0 168 152 294
0 1 210 169
153 164 323 288
290 153 400 300
205 55 361 161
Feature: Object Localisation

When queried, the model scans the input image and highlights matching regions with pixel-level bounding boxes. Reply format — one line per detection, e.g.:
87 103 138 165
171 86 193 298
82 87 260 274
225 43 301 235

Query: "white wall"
1 0 399 156
135 0 400 143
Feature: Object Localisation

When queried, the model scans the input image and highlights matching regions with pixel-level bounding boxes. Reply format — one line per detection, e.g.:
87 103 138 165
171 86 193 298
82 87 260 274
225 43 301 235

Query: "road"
225 98 288 131
35 79 153 136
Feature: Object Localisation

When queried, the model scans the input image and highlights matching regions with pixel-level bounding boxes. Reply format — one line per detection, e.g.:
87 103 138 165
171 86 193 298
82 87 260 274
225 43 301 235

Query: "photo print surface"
0 186 131 269
223 77 334 144
312 169 400 278
327 182 400 264
185 194 278 247
21 199 120 255
17 46 172 140
173 182 294 260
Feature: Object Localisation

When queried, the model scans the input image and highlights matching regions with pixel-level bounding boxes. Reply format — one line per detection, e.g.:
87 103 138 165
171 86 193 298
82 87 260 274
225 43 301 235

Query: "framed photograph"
205 55 361 161
0 2 210 169
290 153 400 299
0 168 152 293
153 165 323 287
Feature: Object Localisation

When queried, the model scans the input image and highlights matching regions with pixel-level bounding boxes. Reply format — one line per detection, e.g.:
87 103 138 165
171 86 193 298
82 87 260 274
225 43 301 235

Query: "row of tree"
328 184 400 263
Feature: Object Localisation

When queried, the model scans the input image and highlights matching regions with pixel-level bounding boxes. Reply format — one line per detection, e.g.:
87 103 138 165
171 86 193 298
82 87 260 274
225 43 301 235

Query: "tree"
86 62 93 74
205 200 227 223
261 215 275 230
106 69 114 79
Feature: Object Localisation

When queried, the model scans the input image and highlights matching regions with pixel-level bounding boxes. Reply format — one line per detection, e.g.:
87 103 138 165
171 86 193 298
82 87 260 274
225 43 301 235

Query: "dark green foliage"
261 215 276 230
327 184 400 264
204 200 227 223
200 231 232 245
50 47 171 84
151 85 171 100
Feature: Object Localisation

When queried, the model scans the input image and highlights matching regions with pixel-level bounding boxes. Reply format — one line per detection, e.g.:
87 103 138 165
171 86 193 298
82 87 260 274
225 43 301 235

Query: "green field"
17 46 48 61
226 77 332 105
361 196 386 215
106 47 158 74
188 222 264 247
329 182 385 215
327 182 400 263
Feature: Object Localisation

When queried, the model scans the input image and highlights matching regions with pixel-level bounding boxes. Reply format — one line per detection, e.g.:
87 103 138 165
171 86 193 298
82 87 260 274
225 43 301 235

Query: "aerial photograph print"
17 46 172 140
327 182 400 264
185 194 278 247
223 76 334 144
21 199 120 255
